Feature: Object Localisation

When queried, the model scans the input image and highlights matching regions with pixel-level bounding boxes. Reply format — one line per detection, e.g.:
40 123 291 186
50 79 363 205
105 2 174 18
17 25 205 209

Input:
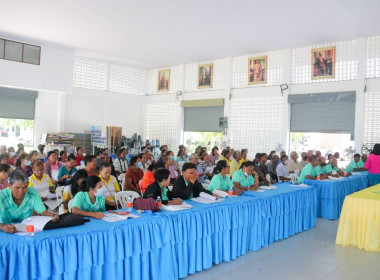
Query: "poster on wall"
248 56 267 85
91 126 107 147
197 63 213 88
157 69 171 92
311 46 336 80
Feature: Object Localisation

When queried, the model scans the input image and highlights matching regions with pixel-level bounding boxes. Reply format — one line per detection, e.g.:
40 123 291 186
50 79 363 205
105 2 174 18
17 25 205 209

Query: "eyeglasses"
34 169 43 173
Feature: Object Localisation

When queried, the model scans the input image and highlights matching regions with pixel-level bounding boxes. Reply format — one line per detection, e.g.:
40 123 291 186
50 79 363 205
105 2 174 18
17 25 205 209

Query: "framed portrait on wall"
198 63 213 88
248 56 267 85
311 46 336 80
157 69 171 92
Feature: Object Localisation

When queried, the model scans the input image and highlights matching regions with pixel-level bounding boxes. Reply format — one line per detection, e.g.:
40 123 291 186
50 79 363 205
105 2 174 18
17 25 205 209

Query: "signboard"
91 126 107 147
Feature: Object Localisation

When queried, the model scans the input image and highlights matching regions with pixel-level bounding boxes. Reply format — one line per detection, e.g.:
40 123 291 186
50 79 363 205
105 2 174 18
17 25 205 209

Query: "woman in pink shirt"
365 143 380 186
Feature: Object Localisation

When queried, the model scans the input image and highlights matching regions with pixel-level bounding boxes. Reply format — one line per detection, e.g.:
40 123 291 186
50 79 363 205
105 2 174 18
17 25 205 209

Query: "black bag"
43 213 90 230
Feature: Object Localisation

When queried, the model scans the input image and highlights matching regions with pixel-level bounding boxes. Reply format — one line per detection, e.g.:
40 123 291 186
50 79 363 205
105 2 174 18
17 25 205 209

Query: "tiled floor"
186 218 380 280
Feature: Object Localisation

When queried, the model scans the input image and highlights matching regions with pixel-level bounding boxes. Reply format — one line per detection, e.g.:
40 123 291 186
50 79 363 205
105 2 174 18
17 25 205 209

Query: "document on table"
161 202 193 211
44 192 57 199
191 192 224 204
14 216 52 235
290 183 309 187
102 213 139 222
259 185 277 190
212 189 237 198
328 176 343 180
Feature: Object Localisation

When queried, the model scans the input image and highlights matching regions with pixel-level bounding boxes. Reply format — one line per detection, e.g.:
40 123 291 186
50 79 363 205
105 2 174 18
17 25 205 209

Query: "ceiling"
1 0 380 69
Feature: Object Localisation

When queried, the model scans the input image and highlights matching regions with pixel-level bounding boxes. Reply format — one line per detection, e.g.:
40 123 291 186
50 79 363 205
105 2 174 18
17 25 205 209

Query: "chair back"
115 191 141 209
290 173 299 184
68 199 74 213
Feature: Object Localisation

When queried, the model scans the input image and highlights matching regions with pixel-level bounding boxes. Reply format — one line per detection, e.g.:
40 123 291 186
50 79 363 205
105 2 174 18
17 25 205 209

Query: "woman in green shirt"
0 170 59 234
71 176 106 219
232 161 259 192
208 160 239 195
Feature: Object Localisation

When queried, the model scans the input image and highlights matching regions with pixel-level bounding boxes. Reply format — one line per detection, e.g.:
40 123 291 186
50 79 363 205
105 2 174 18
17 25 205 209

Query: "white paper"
161 202 193 211
102 213 139 222
259 185 277 190
212 189 229 198
290 183 309 187
328 176 343 180
255 189 266 192
199 192 217 201
294 169 300 176
51 170 59 181
44 192 57 199
350 172 361 175
204 167 213 174
191 196 224 204
14 216 52 234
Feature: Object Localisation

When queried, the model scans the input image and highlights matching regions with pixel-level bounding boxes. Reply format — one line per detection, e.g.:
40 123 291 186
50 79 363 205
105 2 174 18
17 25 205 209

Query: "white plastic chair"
138 180 143 196
290 173 299 184
68 199 74 213
55 186 64 214
118 174 126 190
115 191 141 209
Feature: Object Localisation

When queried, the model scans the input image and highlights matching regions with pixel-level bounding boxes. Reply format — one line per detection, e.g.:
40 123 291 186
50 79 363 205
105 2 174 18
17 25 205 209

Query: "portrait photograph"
248 56 267 84
311 46 336 79
198 63 213 88
157 69 171 92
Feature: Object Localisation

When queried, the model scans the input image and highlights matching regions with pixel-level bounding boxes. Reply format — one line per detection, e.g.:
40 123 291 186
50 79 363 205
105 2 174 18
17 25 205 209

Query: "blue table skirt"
368 173 380 187
0 184 318 280
304 173 369 220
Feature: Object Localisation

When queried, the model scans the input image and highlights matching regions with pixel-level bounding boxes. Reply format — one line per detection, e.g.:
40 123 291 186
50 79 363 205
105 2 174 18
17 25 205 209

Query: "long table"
304 172 369 220
0 183 317 280
336 184 380 251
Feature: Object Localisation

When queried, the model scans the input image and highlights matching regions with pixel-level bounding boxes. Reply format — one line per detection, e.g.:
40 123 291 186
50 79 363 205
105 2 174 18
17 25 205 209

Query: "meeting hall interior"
1 1 380 280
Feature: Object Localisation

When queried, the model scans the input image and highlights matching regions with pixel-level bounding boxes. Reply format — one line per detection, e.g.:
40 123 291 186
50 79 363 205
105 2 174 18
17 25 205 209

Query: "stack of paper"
328 176 343 180
102 213 139 222
161 202 193 211
14 216 52 235
259 185 277 190
191 192 224 204
290 183 309 187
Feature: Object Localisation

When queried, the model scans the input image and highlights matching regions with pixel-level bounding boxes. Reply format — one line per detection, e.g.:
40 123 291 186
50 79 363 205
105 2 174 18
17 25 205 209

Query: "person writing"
171 162 216 200
0 170 59 233
208 160 239 195
143 168 182 205
299 156 328 183
58 155 77 185
71 176 106 219
345 153 367 172
231 161 258 192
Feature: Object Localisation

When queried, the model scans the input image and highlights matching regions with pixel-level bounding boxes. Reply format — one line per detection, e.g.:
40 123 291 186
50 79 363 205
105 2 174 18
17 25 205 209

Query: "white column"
223 57 232 144
281 48 292 153
178 64 186 146
354 37 366 152
57 93 66 131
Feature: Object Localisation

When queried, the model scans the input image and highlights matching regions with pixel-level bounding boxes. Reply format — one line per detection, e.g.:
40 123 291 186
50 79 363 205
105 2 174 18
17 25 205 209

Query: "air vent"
0 38 41 65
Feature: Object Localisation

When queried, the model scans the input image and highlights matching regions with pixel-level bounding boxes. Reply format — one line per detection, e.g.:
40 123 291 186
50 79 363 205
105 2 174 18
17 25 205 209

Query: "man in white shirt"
287 151 304 175
300 152 308 168
113 147 128 176
276 155 291 182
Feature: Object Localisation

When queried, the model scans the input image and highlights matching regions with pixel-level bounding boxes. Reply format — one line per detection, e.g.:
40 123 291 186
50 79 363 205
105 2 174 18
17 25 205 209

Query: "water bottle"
26 218 34 237
156 196 162 207
126 196 133 211
228 187 233 196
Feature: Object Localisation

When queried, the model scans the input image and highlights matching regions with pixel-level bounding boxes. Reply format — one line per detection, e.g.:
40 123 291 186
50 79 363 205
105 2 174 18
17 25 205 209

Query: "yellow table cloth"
336 184 380 251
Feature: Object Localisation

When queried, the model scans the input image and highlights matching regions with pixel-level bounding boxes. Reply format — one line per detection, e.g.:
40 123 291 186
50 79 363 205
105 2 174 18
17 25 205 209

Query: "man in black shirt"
170 162 215 200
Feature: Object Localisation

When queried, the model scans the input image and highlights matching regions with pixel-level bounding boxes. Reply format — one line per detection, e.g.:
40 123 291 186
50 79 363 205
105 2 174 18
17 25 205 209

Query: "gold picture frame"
311 46 336 80
197 63 213 89
157 69 171 92
248 56 268 85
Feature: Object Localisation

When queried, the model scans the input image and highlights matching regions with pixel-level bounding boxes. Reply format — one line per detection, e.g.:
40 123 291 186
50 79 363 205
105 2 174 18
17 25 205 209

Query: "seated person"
63 170 88 213
208 160 240 195
255 153 272 185
138 153 149 174
216 149 231 164
239 149 248 165
0 164 11 190
44 151 63 184
16 153 33 177
265 155 279 183
29 150 38 166
99 152 117 178
84 155 99 176
232 161 258 192
75 147 85 167
37 144 46 160
163 154 180 184
143 168 182 205
113 147 129 176
99 162 120 209
299 156 328 183
287 151 304 174
189 153 207 184
71 176 106 219
345 153 367 172
326 157 344 176
361 154 368 164
124 156 144 193
0 153 10 165
229 151 242 178
0 170 59 233
29 161 57 210
171 162 216 200
141 162 163 194
176 149 188 163
314 157 326 176
59 150 68 163
58 155 77 185
276 155 291 182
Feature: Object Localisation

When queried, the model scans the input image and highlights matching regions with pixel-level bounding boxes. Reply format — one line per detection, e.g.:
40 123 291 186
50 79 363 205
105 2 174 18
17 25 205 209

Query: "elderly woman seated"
71 176 106 219
98 162 120 209
0 170 59 233
44 151 63 184
16 153 33 177
29 161 57 210
143 168 182 205
58 155 77 186
163 152 181 184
